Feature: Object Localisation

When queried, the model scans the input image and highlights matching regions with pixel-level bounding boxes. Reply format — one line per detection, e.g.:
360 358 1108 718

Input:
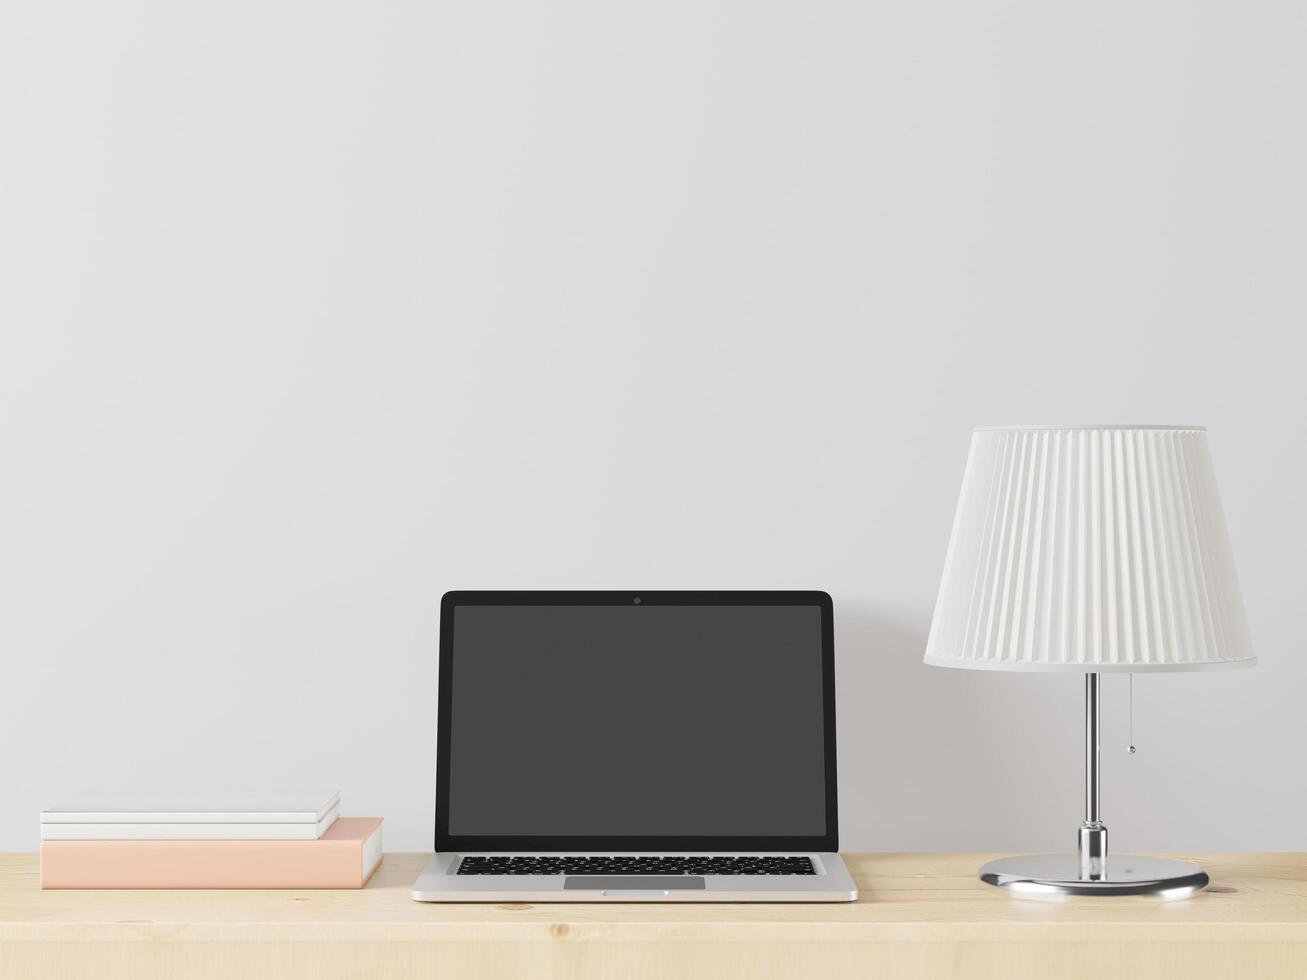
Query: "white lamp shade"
924 426 1255 672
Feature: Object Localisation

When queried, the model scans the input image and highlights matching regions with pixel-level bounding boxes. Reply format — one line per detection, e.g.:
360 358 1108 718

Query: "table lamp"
924 425 1255 898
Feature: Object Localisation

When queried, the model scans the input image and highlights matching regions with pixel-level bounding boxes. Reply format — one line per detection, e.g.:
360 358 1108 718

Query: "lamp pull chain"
1128 674 1137 755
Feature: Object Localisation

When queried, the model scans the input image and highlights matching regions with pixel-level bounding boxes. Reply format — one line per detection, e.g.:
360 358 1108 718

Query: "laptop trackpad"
564 876 706 891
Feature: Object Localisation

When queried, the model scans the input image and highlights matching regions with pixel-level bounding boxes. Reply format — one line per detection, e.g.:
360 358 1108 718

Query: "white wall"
2 0 1304 854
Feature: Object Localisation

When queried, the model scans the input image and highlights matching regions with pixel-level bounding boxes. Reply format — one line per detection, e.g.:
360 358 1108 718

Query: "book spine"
40 810 333 823
40 838 368 889
40 823 329 841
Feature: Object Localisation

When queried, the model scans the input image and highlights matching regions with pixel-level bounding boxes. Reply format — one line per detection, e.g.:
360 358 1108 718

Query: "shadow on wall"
834 602 1083 853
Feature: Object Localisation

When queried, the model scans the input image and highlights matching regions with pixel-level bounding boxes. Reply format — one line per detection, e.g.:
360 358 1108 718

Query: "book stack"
40 793 382 889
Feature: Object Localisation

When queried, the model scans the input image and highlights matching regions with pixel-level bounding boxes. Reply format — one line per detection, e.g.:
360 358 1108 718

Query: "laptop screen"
438 594 834 848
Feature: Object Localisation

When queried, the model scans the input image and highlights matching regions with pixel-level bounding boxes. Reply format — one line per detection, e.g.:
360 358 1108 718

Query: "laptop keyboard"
456 855 815 876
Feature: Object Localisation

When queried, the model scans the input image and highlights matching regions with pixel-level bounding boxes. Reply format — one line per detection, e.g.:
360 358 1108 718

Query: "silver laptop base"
412 852 858 902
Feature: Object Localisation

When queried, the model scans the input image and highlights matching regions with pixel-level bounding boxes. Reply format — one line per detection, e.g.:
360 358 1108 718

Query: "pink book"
40 816 382 889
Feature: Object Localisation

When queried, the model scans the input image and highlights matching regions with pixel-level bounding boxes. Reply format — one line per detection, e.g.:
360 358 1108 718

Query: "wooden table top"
3 852 1307 943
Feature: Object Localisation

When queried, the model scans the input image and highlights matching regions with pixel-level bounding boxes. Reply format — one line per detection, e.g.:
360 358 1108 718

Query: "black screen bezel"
434 590 838 853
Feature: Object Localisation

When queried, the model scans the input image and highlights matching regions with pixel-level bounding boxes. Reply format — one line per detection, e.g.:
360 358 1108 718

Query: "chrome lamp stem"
977 668 1207 898
1078 672 1107 880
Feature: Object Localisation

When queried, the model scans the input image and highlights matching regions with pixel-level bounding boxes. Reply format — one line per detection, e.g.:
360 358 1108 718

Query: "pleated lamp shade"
924 426 1255 673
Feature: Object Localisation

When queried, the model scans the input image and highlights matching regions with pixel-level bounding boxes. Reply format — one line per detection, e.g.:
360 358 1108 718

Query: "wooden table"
2 852 1306 979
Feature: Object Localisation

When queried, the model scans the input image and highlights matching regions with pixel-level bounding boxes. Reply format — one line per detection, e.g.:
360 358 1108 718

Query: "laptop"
411 591 857 902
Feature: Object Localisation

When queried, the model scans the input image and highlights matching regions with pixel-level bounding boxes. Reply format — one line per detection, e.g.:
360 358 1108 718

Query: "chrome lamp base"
979 854 1209 899
980 673 1209 900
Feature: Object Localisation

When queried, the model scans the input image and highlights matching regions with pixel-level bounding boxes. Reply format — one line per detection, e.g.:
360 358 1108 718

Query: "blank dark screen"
446 604 828 837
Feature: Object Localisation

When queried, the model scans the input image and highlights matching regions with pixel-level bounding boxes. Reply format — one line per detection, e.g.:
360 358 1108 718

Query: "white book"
42 792 339 824
41 793 341 840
